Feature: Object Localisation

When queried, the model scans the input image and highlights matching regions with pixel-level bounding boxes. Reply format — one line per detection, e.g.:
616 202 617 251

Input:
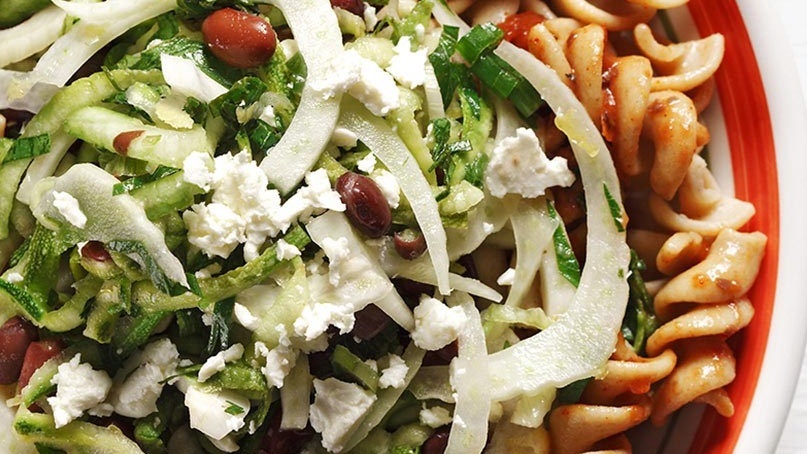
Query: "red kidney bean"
421 426 451 454
336 172 392 238
351 304 391 341
81 241 112 262
113 130 144 155
18 339 63 389
202 8 277 69
330 0 365 16
0 317 38 385
394 228 427 260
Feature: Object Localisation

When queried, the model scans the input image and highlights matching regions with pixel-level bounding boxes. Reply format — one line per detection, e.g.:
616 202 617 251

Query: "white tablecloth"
773 1 807 452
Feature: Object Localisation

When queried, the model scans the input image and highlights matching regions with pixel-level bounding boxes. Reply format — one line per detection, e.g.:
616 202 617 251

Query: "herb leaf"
547 200 581 287
1 134 51 163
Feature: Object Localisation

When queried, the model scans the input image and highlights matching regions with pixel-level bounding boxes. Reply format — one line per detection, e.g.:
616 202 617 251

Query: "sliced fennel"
446 293 490 454
342 343 426 452
504 198 556 307
7 0 174 97
305 211 413 334
30 164 189 291
338 98 451 295
482 42 630 402
258 0 344 194
0 6 66 68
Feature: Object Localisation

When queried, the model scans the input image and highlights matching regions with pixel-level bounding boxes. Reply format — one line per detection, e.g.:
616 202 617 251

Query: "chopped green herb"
622 250 659 355
603 183 626 232
224 400 246 415
112 166 180 196
1 134 51 163
547 200 581 288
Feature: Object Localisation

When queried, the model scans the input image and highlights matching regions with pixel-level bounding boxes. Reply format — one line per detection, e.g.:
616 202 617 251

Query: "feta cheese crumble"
275 238 302 260
411 296 467 351
52 191 87 229
108 338 180 418
321 236 351 286
313 50 400 116
309 378 377 452
485 127 575 198
185 385 250 441
387 36 428 89
48 353 113 428
183 152 344 261
198 343 244 383
378 353 409 389
331 127 359 149
255 341 299 388
419 405 453 428
496 267 517 286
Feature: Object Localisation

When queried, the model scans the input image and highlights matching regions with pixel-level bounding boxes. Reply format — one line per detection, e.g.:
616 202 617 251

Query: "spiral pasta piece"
633 23 725 92
644 90 706 200
551 0 656 31
650 336 736 425
649 155 756 238
528 21 575 85
627 0 687 8
601 55 652 177
653 228 766 320
566 24 606 121
548 396 652 454
582 348 677 405
646 297 754 357
655 231 707 276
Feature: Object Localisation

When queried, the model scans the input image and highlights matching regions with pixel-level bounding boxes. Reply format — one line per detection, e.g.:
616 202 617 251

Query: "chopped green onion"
455 23 504 65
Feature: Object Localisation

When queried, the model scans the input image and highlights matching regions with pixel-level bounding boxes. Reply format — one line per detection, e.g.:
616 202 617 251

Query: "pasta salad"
0 0 767 453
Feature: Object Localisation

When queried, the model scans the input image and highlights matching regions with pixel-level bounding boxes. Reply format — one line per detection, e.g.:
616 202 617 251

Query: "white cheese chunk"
387 36 428 89
419 405 452 428
185 386 250 441
411 296 467 351
313 50 400 116
485 127 575 198
47 353 112 428
378 353 409 389
109 338 179 418
496 267 517 286
198 344 244 383
309 378 377 452
52 191 87 229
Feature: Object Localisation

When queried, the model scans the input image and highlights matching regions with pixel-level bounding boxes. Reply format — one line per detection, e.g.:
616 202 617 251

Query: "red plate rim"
685 0 781 452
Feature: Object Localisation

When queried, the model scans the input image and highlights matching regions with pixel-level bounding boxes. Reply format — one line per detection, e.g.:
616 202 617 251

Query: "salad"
0 0 766 453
